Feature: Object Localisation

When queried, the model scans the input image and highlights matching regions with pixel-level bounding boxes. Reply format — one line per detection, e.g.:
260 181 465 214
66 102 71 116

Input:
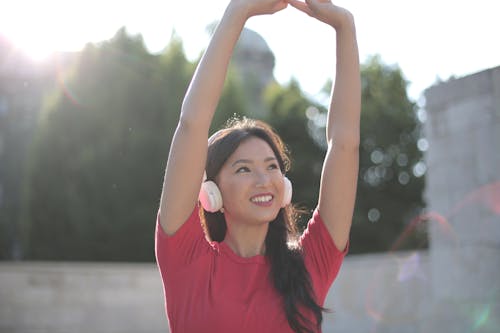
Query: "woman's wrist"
225 0 253 23
327 7 355 32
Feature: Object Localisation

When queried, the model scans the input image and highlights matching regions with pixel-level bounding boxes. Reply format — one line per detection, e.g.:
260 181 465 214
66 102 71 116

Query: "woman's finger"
271 0 289 13
287 0 314 16
305 0 332 7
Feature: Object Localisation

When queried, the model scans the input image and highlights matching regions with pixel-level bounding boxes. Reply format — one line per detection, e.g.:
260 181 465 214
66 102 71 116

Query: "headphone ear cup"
282 176 293 207
199 181 223 213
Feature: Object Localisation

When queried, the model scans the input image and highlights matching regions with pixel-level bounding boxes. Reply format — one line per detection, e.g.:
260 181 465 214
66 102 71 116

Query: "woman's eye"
268 163 279 170
236 166 250 173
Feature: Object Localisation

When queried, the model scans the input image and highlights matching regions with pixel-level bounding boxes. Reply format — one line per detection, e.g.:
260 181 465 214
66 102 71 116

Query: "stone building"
203 23 277 117
233 28 276 89
232 27 276 117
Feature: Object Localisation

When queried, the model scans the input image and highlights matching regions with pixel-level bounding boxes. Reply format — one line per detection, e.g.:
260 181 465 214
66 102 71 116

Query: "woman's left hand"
287 0 353 29
230 0 288 19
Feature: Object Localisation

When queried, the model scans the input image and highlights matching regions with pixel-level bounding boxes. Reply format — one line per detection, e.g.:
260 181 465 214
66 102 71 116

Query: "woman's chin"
250 207 281 224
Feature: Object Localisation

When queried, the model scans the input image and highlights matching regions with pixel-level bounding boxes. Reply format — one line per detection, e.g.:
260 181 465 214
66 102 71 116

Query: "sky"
1 0 500 103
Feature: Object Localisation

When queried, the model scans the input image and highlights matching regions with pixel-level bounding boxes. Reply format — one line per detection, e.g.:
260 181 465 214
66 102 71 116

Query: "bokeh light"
417 138 429 151
368 208 381 223
412 161 427 177
396 153 408 167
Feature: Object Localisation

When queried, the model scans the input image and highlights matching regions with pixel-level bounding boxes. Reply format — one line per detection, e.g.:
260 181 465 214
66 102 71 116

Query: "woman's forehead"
228 137 277 162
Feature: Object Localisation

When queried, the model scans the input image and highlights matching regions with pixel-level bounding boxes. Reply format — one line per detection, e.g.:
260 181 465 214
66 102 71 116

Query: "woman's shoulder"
300 207 348 257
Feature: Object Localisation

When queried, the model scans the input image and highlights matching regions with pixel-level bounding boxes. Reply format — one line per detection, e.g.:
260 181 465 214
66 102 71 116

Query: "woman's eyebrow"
231 157 277 167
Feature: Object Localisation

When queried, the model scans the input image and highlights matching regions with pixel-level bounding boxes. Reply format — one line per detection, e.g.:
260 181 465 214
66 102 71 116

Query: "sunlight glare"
2 2 57 60
1 1 112 61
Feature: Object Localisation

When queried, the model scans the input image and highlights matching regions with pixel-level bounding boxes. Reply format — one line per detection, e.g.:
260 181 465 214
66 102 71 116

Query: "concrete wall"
0 251 429 333
0 262 168 333
423 66 500 333
326 251 431 333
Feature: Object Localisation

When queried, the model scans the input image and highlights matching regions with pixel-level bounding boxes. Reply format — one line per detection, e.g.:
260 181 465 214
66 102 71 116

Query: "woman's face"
215 136 285 226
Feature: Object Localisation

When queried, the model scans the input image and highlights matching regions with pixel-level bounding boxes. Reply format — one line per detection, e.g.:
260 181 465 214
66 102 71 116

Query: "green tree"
21 28 250 261
21 28 424 260
22 28 192 261
264 56 426 254
352 55 425 253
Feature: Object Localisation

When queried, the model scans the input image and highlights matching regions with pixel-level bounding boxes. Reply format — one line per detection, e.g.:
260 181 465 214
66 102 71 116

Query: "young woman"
155 0 360 332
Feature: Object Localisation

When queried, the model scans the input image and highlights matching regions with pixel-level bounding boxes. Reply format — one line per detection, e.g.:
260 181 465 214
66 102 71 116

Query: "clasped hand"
234 0 352 29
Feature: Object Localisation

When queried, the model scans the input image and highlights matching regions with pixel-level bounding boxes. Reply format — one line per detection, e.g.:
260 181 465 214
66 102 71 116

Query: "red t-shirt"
155 207 347 333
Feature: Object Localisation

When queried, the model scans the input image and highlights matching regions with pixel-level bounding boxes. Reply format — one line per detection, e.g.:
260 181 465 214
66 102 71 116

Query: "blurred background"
0 0 498 332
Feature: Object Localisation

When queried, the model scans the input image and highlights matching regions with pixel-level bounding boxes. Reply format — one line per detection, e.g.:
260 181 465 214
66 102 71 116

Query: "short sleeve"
299 208 349 304
155 206 211 281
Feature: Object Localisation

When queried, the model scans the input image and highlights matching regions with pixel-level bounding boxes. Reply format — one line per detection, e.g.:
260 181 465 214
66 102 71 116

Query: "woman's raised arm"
289 0 361 251
159 0 288 235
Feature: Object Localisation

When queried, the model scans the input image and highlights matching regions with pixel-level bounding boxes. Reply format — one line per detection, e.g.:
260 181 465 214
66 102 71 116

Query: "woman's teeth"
251 195 272 203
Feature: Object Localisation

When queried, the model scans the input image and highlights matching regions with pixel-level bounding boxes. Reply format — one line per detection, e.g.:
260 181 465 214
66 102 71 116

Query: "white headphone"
199 172 293 213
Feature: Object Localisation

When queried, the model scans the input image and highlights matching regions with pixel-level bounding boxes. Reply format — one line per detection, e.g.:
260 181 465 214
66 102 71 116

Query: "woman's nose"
254 171 271 187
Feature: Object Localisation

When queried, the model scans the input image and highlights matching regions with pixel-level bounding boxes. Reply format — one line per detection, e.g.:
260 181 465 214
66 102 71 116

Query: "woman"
156 0 360 332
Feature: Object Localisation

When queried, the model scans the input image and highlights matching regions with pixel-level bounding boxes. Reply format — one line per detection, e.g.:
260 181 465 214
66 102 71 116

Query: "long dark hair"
200 117 326 333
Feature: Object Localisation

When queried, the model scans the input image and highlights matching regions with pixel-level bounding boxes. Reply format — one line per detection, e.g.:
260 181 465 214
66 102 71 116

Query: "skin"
160 0 360 257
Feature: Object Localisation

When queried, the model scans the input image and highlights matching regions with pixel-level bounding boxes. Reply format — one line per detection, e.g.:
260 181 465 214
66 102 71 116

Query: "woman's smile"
250 193 274 206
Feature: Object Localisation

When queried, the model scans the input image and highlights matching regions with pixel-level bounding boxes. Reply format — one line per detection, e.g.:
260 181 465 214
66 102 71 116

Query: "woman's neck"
223 222 269 258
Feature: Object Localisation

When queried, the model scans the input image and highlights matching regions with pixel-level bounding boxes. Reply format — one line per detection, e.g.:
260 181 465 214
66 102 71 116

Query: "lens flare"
396 252 426 282
470 289 500 332
364 251 429 327
472 305 490 331
449 181 500 217
364 180 499 331
389 211 456 252
55 53 82 107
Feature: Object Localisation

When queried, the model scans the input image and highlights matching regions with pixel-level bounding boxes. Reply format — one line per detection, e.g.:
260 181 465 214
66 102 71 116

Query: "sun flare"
0 1 100 61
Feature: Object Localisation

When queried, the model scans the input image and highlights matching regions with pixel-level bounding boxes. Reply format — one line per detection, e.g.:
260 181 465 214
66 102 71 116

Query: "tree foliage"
352 55 426 253
263 58 426 254
23 29 191 260
19 30 425 260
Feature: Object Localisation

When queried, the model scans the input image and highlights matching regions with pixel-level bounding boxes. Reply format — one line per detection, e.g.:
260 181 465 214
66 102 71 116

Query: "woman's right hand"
229 0 288 19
